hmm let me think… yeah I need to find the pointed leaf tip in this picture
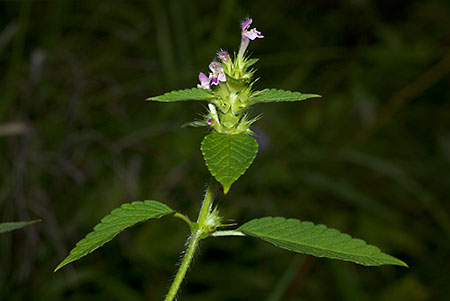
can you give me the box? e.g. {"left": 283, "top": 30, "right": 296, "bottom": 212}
{"left": 147, "top": 88, "right": 215, "bottom": 102}
{"left": 223, "top": 184, "right": 231, "bottom": 194}
{"left": 201, "top": 133, "right": 258, "bottom": 193}
{"left": 54, "top": 200, "right": 173, "bottom": 272}
{"left": 239, "top": 217, "right": 407, "bottom": 267}
{"left": 250, "top": 89, "right": 321, "bottom": 104}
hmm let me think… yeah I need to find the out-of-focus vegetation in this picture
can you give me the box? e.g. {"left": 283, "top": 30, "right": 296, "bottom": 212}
{"left": 1, "top": 0, "right": 449, "bottom": 300}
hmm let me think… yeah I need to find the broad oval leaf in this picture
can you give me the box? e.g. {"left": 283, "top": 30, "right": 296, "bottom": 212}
{"left": 250, "top": 88, "right": 321, "bottom": 104}
{"left": 201, "top": 133, "right": 258, "bottom": 193}
{"left": 55, "top": 200, "right": 174, "bottom": 271}
{"left": 147, "top": 88, "right": 214, "bottom": 102}
{"left": 239, "top": 217, "right": 407, "bottom": 267}
{"left": 0, "top": 220, "right": 41, "bottom": 234}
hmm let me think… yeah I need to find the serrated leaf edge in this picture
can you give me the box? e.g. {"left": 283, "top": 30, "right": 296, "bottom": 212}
{"left": 201, "top": 133, "right": 258, "bottom": 193}
{"left": 250, "top": 88, "right": 321, "bottom": 104}
{"left": 239, "top": 217, "right": 408, "bottom": 267}
{"left": 55, "top": 200, "right": 174, "bottom": 272}
{"left": 147, "top": 88, "right": 215, "bottom": 102}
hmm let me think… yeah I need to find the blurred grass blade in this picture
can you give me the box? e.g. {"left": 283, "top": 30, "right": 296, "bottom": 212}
{"left": 239, "top": 217, "right": 407, "bottom": 267}
{"left": 0, "top": 220, "right": 41, "bottom": 234}
{"left": 0, "top": 22, "right": 18, "bottom": 55}
{"left": 297, "top": 171, "right": 399, "bottom": 220}
{"left": 55, "top": 201, "right": 174, "bottom": 272}
{"left": 339, "top": 150, "right": 450, "bottom": 236}
{"left": 267, "top": 255, "right": 304, "bottom": 301}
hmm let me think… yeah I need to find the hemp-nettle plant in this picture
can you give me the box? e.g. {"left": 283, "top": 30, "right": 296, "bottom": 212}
{"left": 55, "top": 18, "right": 407, "bottom": 300}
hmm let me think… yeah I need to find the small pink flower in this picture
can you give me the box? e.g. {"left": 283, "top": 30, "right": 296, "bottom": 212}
{"left": 197, "top": 72, "right": 210, "bottom": 89}
{"left": 241, "top": 18, "right": 263, "bottom": 42}
{"left": 238, "top": 18, "right": 263, "bottom": 58}
{"left": 208, "top": 62, "right": 226, "bottom": 85}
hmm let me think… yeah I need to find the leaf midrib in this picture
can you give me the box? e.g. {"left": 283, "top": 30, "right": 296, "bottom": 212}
{"left": 241, "top": 218, "right": 400, "bottom": 264}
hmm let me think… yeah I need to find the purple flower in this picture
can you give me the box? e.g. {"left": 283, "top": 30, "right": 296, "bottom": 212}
{"left": 208, "top": 62, "right": 226, "bottom": 85}
{"left": 241, "top": 18, "right": 263, "bottom": 41}
{"left": 238, "top": 18, "right": 263, "bottom": 58}
{"left": 197, "top": 72, "right": 210, "bottom": 89}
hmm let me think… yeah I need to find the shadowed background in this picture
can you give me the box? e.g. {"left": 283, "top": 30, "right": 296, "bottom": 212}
{"left": 1, "top": 0, "right": 449, "bottom": 300}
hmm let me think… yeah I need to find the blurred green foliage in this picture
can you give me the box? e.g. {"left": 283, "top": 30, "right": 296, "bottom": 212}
{"left": 1, "top": 0, "right": 449, "bottom": 300}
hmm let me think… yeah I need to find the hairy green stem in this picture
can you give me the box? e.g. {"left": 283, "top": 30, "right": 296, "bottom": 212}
{"left": 164, "top": 178, "right": 216, "bottom": 301}
{"left": 164, "top": 232, "right": 201, "bottom": 301}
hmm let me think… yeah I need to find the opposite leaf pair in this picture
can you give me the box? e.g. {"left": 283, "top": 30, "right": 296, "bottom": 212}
{"left": 149, "top": 81, "right": 320, "bottom": 193}
{"left": 55, "top": 200, "right": 407, "bottom": 272}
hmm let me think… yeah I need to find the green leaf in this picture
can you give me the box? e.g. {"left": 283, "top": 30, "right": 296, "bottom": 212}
{"left": 0, "top": 220, "right": 41, "bottom": 234}
{"left": 201, "top": 133, "right": 258, "bottom": 193}
{"left": 182, "top": 120, "right": 208, "bottom": 128}
{"left": 147, "top": 88, "right": 214, "bottom": 102}
{"left": 55, "top": 200, "right": 174, "bottom": 272}
{"left": 239, "top": 217, "right": 407, "bottom": 267}
{"left": 250, "top": 89, "right": 321, "bottom": 104}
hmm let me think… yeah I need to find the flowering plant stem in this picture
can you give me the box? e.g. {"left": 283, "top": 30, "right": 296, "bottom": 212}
{"left": 164, "top": 178, "right": 216, "bottom": 301}
{"left": 54, "top": 18, "right": 407, "bottom": 300}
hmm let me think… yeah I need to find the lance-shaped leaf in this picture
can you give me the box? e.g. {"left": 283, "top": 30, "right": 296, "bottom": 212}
{"left": 239, "top": 217, "right": 407, "bottom": 267}
{"left": 147, "top": 88, "right": 214, "bottom": 102}
{"left": 182, "top": 120, "right": 208, "bottom": 128}
{"left": 55, "top": 200, "right": 174, "bottom": 272}
{"left": 250, "top": 89, "right": 321, "bottom": 105}
{"left": 0, "top": 220, "right": 41, "bottom": 234}
{"left": 201, "top": 133, "right": 258, "bottom": 193}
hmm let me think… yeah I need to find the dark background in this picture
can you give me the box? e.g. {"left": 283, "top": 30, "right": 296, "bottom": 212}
{"left": 1, "top": 0, "right": 449, "bottom": 300}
